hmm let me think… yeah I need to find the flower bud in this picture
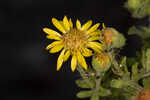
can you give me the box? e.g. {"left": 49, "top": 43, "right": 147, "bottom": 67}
{"left": 102, "top": 28, "right": 126, "bottom": 48}
{"left": 92, "top": 53, "right": 111, "bottom": 73}
{"left": 126, "top": 0, "right": 140, "bottom": 9}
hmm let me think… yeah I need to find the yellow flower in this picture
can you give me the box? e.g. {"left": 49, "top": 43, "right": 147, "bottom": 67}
{"left": 43, "top": 16, "right": 103, "bottom": 72}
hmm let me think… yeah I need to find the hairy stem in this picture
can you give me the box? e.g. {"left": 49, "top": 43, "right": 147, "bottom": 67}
{"left": 76, "top": 64, "right": 94, "bottom": 88}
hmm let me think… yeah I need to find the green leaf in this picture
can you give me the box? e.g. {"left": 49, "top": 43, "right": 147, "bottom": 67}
{"left": 131, "top": 63, "right": 141, "bottom": 81}
{"left": 128, "top": 26, "right": 141, "bottom": 35}
{"left": 76, "top": 79, "right": 91, "bottom": 88}
{"left": 77, "top": 90, "right": 93, "bottom": 99}
{"left": 141, "top": 49, "right": 146, "bottom": 70}
{"left": 132, "top": 62, "right": 138, "bottom": 75}
{"left": 128, "top": 26, "right": 150, "bottom": 39}
{"left": 90, "top": 94, "right": 99, "bottom": 100}
{"left": 143, "top": 77, "right": 150, "bottom": 89}
{"left": 110, "top": 79, "right": 129, "bottom": 88}
{"left": 145, "top": 49, "right": 150, "bottom": 72}
{"left": 121, "top": 57, "right": 130, "bottom": 77}
{"left": 125, "top": 0, "right": 150, "bottom": 18}
{"left": 98, "top": 86, "right": 111, "bottom": 96}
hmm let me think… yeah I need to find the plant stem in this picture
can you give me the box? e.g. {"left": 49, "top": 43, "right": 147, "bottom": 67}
{"left": 108, "top": 50, "right": 119, "bottom": 70}
{"left": 95, "top": 77, "right": 101, "bottom": 92}
{"left": 76, "top": 64, "right": 94, "bottom": 88}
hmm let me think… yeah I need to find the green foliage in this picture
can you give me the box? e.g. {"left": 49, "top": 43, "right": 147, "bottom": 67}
{"left": 110, "top": 79, "right": 129, "bottom": 88}
{"left": 143, "top": 77, "right": 150, "bottom": 88}
{"left": 131, "top": 63, "right": 139, "bottom": 81}
{"left": 145, "top": 49, "right": 150, "bottom": 72}
{"left": 90, "top": 94, "right": 99, "bottom": 100}
{"left": 75, "top": 0, "right": 150, "bottom": 100}
{"left": 128, "top": 26, "right": 150, "bottom": 39}
{"left": 125, "top": 0, "right": 150, "bottom": 18}
{"left": 77, "top": 90, "right": 93, "bottom": 98}
{"left": 76, "top": 79, "right": 92, "bottom": 88}
{"left": 98, "top": 86, "right": 111, "bottom": 97}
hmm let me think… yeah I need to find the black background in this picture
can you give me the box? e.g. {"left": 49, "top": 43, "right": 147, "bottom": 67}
{"left": 0, "top": 0, "right": 141, "bottom": 100}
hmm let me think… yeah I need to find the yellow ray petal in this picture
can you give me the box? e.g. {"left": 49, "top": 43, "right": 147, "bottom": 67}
{"left": 102, "top": 23, "right": 106, "bottom": 29}
{"left": 63, "top": 50, "right": 71, "bottom": 62}
{"left": 46, "top": 41, "right": 62, "bottom": 50}
{"left": 88, "top": 36, "right": 100, "bottom": 41}
{"left": 76, "top": 19, "right": 81, "bottom": 30}
{"left": 87, "top": 42, "right": 103, "bottom": 53}
{"left": 49, "top": 44, "right": 64, "bottom": 53}
{"left": 87, "top": 23, "right": 100, "bottom": 33}
{"left": 43, "top": 28, "right": 62, "bottom": 36}
{"left": 63, "top": 16, "right": 70, "bottom": 31}
{"left": 57, "top": 49, "right": 65, "bottom": 71}
{"left": 71, "top": 55, "right": 77, "bottom": 72}
{"left": 81, "top": 20, "right": 92, "bottom": 30}
{"left": 88, "top": 42, "right": 103, "bottom": 50}
{"left": 52, "top": 18, "right": 66, "bottom": 33}
{"left": 59, "top": 21, "right": 67, "bottom": 31}
{"left": 81, "top": 48, "right": 93, "bottom": 57}
{"left": 46, "top": 35, "right": 61, "bottom": 40}
{"left": 69, "top": 18, "right": 73, "bottom": 28}
{"left": 88, "top": 30, "right": 101, "bottom": 36}
{"left": 77, "top": 51, "right": 88, "bottom": 70}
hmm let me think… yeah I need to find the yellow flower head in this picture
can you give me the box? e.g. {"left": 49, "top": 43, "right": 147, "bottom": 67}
{"left": 43, "top": 16, "right": 104, "bottom": 72}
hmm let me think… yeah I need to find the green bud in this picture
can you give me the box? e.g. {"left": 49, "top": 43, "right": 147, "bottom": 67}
{"left": 126, "top": 0, "right": 140, "bottom": 9}
{"left": 111, "top": 28, "right": 126, "bottom": 48}
{"left": 92, "top": 53, "right": 111, "bottom": 73}
{"left": 103, "top": 28, "right": 126, "bottom": 48}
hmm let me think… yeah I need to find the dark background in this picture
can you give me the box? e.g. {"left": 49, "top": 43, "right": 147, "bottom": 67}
{"left": 0, "top": 0, "right": 141, "bottom": 100}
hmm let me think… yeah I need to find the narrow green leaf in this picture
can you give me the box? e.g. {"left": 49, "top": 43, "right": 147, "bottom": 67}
{"left": 141, "top": 49, "right": 146, "bottom": 70}
{"left": 128, "top": 26, "right": 150, "bottom": 39}
{"left": 110, "top": 79, "right": 129, "bottom": 88}
{"left": 131, "top": 62, "right": 141, "bottom": 81}
{"left": 121, "top": 57, "right": 130, "bottom": 77}
{"left": 90, "top": 94, "right": 99, "bottom": 100}
{"left": 76, "top": 79, "right": 91, "bottom": 88}
{"left": 77, "top": 90, "right": 92, "bottom": 99}
{"left": 98, "top": 86, "right": 111, "bottom": 96}
{"left": 143, "top": 77, "right": 150, "bottom": 89}
{"left": 132, "top": 62, "right": 138, "bottom": 75}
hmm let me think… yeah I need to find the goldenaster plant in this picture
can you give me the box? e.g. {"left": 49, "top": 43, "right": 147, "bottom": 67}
{"left": 43, "top": 1, "right": 150, "bottom": 99}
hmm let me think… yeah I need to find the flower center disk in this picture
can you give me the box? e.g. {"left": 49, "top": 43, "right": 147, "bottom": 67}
{"left": 63, "top": 28, "right": 88, "bottom": 53}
